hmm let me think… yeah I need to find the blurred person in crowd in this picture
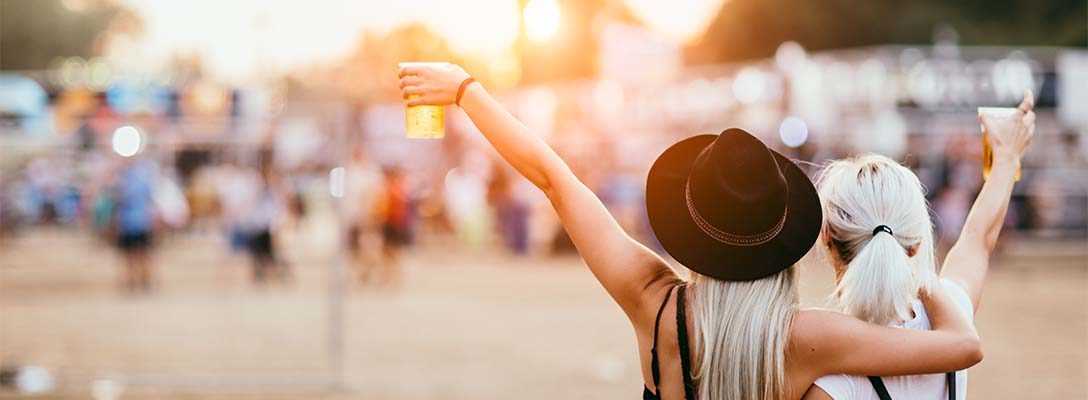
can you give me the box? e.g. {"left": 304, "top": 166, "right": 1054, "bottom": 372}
{"left": 185, "top": 166, "right": 221, "bottom": 231}
{"left": 91, "top": 182, "right": 116, "bottom": 241}
{"left": 243, "top": 154, "right": 289, "bottom": 285}
{"left": 444, "top": 155, "right": 491, "bottom": 249}
{"left": 400, "top": 63, "right": 981, "bottom": 399}
{"left": 20, "top": 158, "right": 55, "bottom": 224}
{"left": 153, "top": 168, "right": 191, "bottom": 231}
{"left": 600, "top": 165, "right": 649, "bottom": 244}
{"left": 487, "top": 165, "right": 530, "bottom": 255}
{"left": 374, "top": 165, "right": 410, "bottom": 289}
{"left": 112, "top": 156, "right": 158, "bottom": 293}
{"left": 343, "top": 147, "right": 382, "bottom": 284}
{"left": 805, "top": 93, "right": 1035, "bottom": 399}
{"left": 216, "top": 161, "right": 261, "bottom": 264}
{"left": 934, "top": 187, "right": 971, "bottom": 248}
{"left": 0, "top": 174, "right": 14, "bottom": 243}
{"left": 1026, "top": 178, "right": 1067, "bottom": 232}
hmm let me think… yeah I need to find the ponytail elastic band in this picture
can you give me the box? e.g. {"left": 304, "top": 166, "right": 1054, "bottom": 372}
{"left": 455, "top": 77, "right": 476, "bottom": 106}
{"left": 872, "top": 225, "right": 893, "bottom": 237}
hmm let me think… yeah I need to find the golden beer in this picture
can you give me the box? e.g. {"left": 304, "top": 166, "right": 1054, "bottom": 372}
{"left": 978, "top": 107, "right": 1021, "bottom": 181}
{"left": 400, "top": 62, "right": 446, "bottom": 139}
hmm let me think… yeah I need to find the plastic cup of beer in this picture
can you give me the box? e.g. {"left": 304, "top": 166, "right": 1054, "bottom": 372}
{"left": 977, "top": 107, "right": 1022, "bottom": 181}
{"left": 399, "top": 62, "right": 447, "bottom": 139}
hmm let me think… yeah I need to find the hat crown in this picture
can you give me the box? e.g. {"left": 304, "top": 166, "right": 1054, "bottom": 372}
{"left": 687, "top": 129, "right": 789, "bottom": 236}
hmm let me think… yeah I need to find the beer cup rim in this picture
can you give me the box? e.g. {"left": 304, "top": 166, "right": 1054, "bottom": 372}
{"left": 977, "top": 107, "right": 1019, "bottom": 117}
{"left": 398, "top": 61, "right": 450, "bottom": 68}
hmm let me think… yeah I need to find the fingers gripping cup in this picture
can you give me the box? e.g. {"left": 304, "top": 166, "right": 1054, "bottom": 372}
{"left": 400, "top": 62, "right": 447, "bottom": 139}
{"left": 977, "top": 107, "right": 1022, "bottom": 181}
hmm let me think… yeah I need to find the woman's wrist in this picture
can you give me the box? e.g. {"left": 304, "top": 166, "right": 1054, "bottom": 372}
{"left": 989, "top": 153, "right": 1021, "bottom": 179}
{"left": 457, "top": 80, "right": 483, "bottom": 108}
{"left": 991, "top": 151, "right": 1021, "bottom": 167}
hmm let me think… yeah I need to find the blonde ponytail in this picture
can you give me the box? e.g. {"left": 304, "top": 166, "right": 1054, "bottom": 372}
{"left": 837, "top": 228, "right": 917, "bottom": 324}
{"left": 816, "top": 154, "right": 937, "bottom": 325}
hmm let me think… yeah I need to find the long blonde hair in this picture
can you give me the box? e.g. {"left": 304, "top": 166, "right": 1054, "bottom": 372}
{"left": 815, "top": 154, "right": 937, "bottom": 325}
{"left": 689, "top": 266, "right": 798, "bottom": 400}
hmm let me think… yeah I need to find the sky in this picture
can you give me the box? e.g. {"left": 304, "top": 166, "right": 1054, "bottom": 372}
{"left": 108, "top": 0, "right": 726, "bottom": 81}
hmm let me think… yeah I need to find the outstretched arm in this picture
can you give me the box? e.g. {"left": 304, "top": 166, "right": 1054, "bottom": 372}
{"left": 398, "top": 64, "right": 679, "bottom": 324}
{"left": 941, "top": 91, "right": 1036, "bottom": 311}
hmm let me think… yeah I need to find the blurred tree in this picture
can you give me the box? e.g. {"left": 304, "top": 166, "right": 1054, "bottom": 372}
{"left": 518, "top": 0, "right": 606, "bottom": 84}
{"left": 0, "top": 0, "right": 140, "bottom": 70}
{"left": 687, "top": 0, "right": 1087, "bottom": 64}
{"left": 336, "top": 24, "right": 460, "bottom": 103}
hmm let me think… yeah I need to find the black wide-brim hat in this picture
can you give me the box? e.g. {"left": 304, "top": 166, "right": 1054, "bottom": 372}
{"left": 646, "top": 128, "right": 822, "bottom": 281}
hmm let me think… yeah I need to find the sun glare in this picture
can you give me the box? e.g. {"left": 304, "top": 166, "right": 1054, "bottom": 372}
{"left": 624, "top": 0, "right": 726, "bottom": 44}
{"left": 115, "top": 0, "right": 521, "bottom": 80}
{"left": 524, "top": 0, "right": 561, "bottom": 44}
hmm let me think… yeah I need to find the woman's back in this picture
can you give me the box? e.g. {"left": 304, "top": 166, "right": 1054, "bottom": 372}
{"left": 641, "top": 282, "right": 967, "bottom": 400}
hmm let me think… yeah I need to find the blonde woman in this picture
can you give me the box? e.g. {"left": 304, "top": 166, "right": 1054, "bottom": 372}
{"left": 805, "top": 92, "right": 1035, "bottom": 399}
{"left": 399, "top": 63, "right": 982, "bottom": 400}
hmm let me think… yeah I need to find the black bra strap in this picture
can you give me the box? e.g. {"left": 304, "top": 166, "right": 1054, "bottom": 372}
{"left": 867, "top": 376, "right": 893, "bottom": 400}
{"left": 649, "top": 286, "right": 675, "bottom": 390}
{"left": 675, "top": 285, "right": 696, "bottom": 400}
{"left": 946, "top": 371, "right": 956, "bottom": 399}
{"left": 867, "top": 372, "right": 956, "bottom": 400}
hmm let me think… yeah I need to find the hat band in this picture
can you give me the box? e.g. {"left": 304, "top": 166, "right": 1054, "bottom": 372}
{"left": 684, "top": 181, "right": 788, "bottom": 246}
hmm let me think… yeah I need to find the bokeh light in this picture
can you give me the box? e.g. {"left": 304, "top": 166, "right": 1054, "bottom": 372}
{"left": 732, "top": 67, "right": 771, "bottom": 104}
{"left": 329, "top": 167, "right": 345, "bottom": 198}
{"left": 111, "top": 125, "right": 143, "bottom": 157}
{"left": 778, "top": 116, "right": 808, "bottom": 148}
{"left": 774, "top": 41, "right": 806, "bottom": 72}
{"left": 14, "top": 366, "right": 54, "bottom": 394}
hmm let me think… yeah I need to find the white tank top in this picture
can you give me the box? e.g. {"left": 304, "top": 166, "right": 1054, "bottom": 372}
{"left": 813, "top": 279, "right": 974, "bottom": 399}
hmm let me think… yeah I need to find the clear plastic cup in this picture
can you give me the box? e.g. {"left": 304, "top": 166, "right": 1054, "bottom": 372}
{"left": 978, "top": 107, "right": 1022, "bottom": 181}
{"left": 399, "top": 62, "right": 447, "bottom": 139}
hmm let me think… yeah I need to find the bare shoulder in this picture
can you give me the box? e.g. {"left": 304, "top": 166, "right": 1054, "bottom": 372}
{"left": 793, "top": 309, "right": 853, "bottom": 339}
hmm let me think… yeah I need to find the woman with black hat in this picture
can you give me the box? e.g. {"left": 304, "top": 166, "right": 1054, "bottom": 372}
{"left": 398, "top": 63, "right": 982, "bottom": 400}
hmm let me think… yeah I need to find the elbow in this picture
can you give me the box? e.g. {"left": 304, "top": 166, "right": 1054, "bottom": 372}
{"left": 983, "top": 231, "right": 1001, "bottom": 253}
{"left": 965, "top": 224, "right": 1000, "bottom": 252}
{"left": 955, "top": 335, "right": 984, "bottom": 369}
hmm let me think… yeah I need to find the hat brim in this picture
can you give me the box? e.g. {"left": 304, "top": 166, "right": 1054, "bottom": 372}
{"left": 645, "top": 134, "right": 822, "bottom": 281}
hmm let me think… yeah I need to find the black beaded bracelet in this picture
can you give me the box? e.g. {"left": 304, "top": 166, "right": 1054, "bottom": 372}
{"left": 455, "top": 77, "right": 476, "bottom": 106}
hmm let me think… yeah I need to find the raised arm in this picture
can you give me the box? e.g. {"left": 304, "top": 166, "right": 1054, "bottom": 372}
{"left": 398, "top": 64, "right": 679, "bottom": 323}
{"left": 941, "top": 91, "right": 1036, "bottom": 311}
{"left": 799, "top": 283, "right": 982, "bottom": 378}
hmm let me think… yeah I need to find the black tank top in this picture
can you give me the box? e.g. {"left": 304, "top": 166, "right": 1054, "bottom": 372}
{"left": 643, "top": 285, "right": 696, "bottom": 400}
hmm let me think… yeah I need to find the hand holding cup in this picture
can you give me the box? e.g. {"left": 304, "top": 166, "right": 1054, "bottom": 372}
{"left": 979, "top": 90, "right": 1036, "bottom": 162}
{"left": 398, "top": 63, "right": 471, "bottom": 107}
{"left": 978, "top": 90, "right": 1036, "bottom": 180}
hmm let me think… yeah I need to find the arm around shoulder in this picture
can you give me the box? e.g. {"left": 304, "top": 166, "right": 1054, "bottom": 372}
{"left": 796, "top": 306, "right": 981, "bottom": 378}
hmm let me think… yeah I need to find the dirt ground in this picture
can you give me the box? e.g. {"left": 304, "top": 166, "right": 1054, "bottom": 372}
{"left": 1, "top": 228, "right": 1085, "bottom": 399}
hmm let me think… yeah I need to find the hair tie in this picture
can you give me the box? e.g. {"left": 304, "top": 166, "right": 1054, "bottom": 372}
{"left": 872, "top": 225, "right": 893, "bottom": 237}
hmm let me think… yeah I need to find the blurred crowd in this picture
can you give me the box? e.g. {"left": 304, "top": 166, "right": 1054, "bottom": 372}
{"left": 1, "top": 44, "right": 1086, "bottom": 296}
